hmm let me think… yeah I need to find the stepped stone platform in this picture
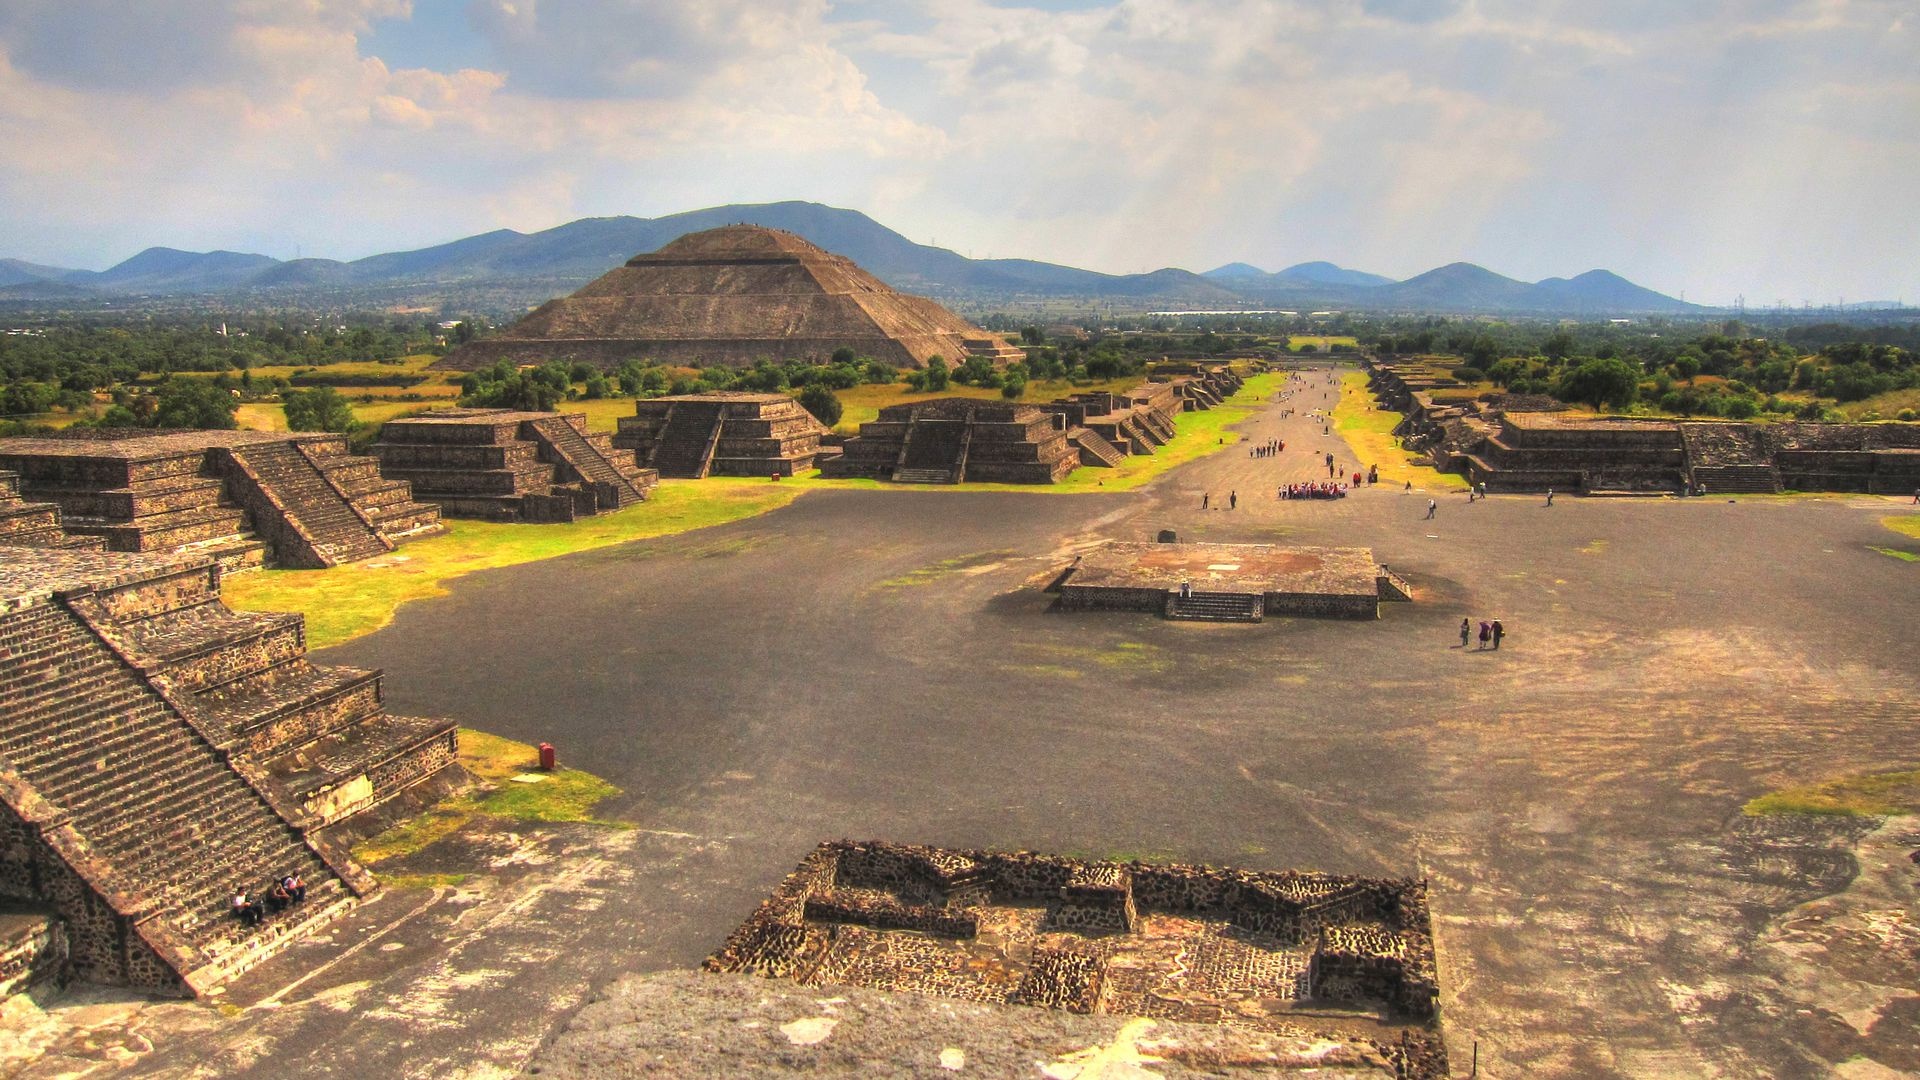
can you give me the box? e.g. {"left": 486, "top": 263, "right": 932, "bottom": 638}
{"left": 1054, "top": 540, "right": 1402, "bottom": 621}
{"left": 611, "top": 393, "right": 831, "bottom": 479}
{"left": 0, "top": 470, "right": 105, "bottom": 552}
{"left": 373, "top": 409, "right": 657, "bottom": 522}
{"left": 1039, "top": 378, "right": 1186, "bottom": 462}
{"left": 705, "top": 840, "right": 1446, "bottom": 1079}
{"left": 0, "top": 430, "right": 442, "bottom": 569}
{"left": 436, "top": 224, "right": 1023, "bottom": 371}
{"left": 821, "top": 398, "right": 1080, "bottom": 484}
{"left": 0, "top": 548, "right": 465, "bottom": 997}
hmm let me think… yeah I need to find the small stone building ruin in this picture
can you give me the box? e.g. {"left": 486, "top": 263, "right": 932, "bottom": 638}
{"left": 0, "top": 430, "right": 442, "bottom": 569}
{"left": 1053, "top": 540, "right": 1410, "bottom": 622}
{"left": 0, "top": 548, "right": 465, "bottom": 996}
{"left": 611, "top": 393, "right": 832, "bottom": 478}
{"left": 821, "top": 398, "right": 1080, "bottom": 484}
{"left": 708, "top": 840, "right": 1446, "bottom": 1078}
{"left": 1369, "top": 359, "right": 1920, "bottom": 495}
{"left": 372, "top": 409, "right": 656, "bottom": 521}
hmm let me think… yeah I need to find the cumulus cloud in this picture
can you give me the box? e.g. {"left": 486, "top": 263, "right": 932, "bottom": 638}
{"left": 0, "top": 0, "right": 1912, "bottom": 302}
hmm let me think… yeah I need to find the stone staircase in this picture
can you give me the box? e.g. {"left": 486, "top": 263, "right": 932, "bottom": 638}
{"left": 1067, "top": 428, "right": 1126, "bottom": 468}
{"left": 0, "top": 470, "right": 104, "bottom": 550}
{"left": 223, "top": 441, "right": 389, "bottom": 567}
{"left": 303, "top": 441, "right": 443, "bottom": 543}
{"left": 0, "top": 600, "right": 345, "bottom": 990}
{"left": 895, "top": 420, "right": 968, "bottom": 483}
{"left": 1164, "top": 591, "right": 1264, "bottom": 623}
{"left": 1680, "top": 423, "right": 1781, "bottom": 494}
{"left": 526, "top": 416, "right": 653, "bottom": 507}
{"left": 649, "top": 401, "right": 727, "bottom": 478}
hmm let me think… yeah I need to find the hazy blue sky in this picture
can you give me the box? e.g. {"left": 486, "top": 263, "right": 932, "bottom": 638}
{"left": 1, "top": 0, "right": 1914, "bottom": 303}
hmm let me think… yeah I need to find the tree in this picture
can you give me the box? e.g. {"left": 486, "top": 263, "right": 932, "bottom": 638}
{"left": 1553, "top": 358, "right": 1641, "bottom": 411}
{"left": 797, "top": 384, "right": 842, "bottom": 428}
{"left": 283, "top": 386, "right": 357, "bottom": 432}
{"left": 1542, "top": 330, "right": 1575, "bottom": 362}
{"left": 1020, "top": 326, "right": 1046, "bottom": 346}
{"left": 1001, "top": 374, "right": 1027, "bottom": 400}
{"left": 152, "top": 379, "right": 239, "bottom": 429}
{"left": 1464, "top": 335, "right": 1500, "bottom": 370}
{"left": 1669, "top": 354, "right": 1701, "bottom": 384}
{"left": 830, "top": 346, "right": 858, "bottom": 365}
{"left": 924, "top": 356, "right": 949, "bottom": 391}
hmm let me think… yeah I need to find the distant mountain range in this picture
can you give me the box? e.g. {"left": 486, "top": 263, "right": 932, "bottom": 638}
{"left": 0, "top": 201, "right": 1701, "bottom": 315}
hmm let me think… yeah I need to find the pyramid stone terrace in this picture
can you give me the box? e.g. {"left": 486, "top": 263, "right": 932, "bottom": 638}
{"left": 707, "top": 841, "right": 1446, "bottom": 1079}
{"left": 0, "top": 548, "right": 464, "bottom": 996}
{"left": 1054, "top": 540, "right": 1408, "bottom": 622}
{"left": 611, "top": 392, "right": 832, "bottom": 479}
{"left": 1039, "top": 379, "right": 1185, "bottom": 465}
{"left": 0, "top": 470, "right": 105, "bottom": 553}
{"left": 436, "top": 224, "right": 1024, "bottom": 372}
{"left": 0, "top": 430, "right": 442, "bottom": 570}
{"left": 373, "top": 409, "right": 657, "bottom": 522}
{"left": 821, "top": 398, "right": 1081, "bottom": 484}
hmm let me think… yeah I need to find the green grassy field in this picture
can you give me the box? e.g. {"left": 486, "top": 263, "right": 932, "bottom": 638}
{"left": 1333, "top": 370, "right": 1470, "bottom": 490}
{"left": 1744, "top": 768, "right": 1920, "bottom": 817}
{"left": 1287, "top": 335, "right": 1359, "bottom": 352}
{"left": 352, "top": 729, "right": 623, "bottom": 873}
{"left": 222, "top": 477, "right": 808, "bottom": 648}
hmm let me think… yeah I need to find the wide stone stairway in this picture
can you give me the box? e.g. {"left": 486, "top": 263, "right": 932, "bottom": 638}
{"left": 1679, "top": 423, "right": 1782, "bottom": 493}
{"left": 0, "top": 599, "right": 345, "bottom": 993}
{"left": 895, "top": 419, "right": 969, "bottom": 483}
{"left": 526, "top": 415, "right": 653, "bottom": 507}
{"left": 1164, "top": 591, "right": 1265, "bottom": 623}
{"left": 0, "top": 470, "right": 103, "bottom": 550}
{"left": 224, "top": 441, "right": 390, "bottom": 566}
{"left": 648, "top": 400, "right": 728, "bottom": 478}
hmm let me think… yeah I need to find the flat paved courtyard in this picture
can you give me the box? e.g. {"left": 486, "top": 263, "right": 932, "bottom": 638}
{"left": 7, "top": 366, "right": 1917, "bottom": 1079}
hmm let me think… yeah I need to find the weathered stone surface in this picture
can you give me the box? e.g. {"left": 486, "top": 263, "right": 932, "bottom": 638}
{"left": 533, "top": 970, "right": 1401, "bottom": 1078}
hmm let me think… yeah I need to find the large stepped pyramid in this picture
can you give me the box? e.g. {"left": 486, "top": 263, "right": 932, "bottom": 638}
{"left": 374, "top": 409, "right": 658, "bottom": 521}
{"left": 0, "top": 549, "right": 466, "bottom": 995}
{"left": 435, "top": 224, "right": 1024, "bottom": 372}
{"left": 0, "top": 431, "right": 441, "bottom": 569}
{"left": 614, "top": 393, "right": 831, "bottom": 479}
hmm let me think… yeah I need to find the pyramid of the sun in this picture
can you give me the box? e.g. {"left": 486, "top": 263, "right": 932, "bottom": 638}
{"left": 437, "top": 225, "right": 1024, "bottom": 371}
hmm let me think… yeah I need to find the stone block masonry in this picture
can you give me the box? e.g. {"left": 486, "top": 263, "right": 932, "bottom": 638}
{"left": 0, "top": 548, "right": 466, "bottom": 996}
{"left": 1054, "top": 540, "right": 1395, "bottom": 622}
{"left": 613, "top": 393, "right": 830, "bottom": 479}
{"left": 0, "top": 430, "right": 441, "bottom": 569}
{"left": 374, "top": 409, "right": 656, "bottom": 521}
{"left": 708, "top": 841, "right": 1446, "bottom": 1079}
{"left": 822, "top": 398, "right": 1079, "bottom": 484}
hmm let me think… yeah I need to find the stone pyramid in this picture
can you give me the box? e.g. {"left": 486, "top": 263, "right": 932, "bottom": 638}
{"left": 438, "top": 225, "right": 1022, "bottom": 371}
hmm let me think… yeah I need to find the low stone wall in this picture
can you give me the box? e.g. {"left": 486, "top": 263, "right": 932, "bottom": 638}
{"left": 802, "top": 891, "right": 979, "bottom": 937}
{"left": 0, "top": 911, "right": 67, "bottom": 998}
{"left": 1264, "top": 591, "right": 1377, "bottom": 620}
{"left": 1011, "top": 944, "right": 1107, "bottom": 1013}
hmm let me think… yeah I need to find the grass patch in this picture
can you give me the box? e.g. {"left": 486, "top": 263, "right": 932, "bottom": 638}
{"left": 378, "top": 872, "right": 474, "bottom": 890}
{"left": 1333, "top": 370, "right": 1470, "bottom": 491}
{"left": 1870, "top": 547, "right": 1919, "bottom": 562}
{"left": 1885, "top": 515, "right": 1920, "bottom": 540}
{"left": 223, "top": 477, "right": 806, "bottom": 648}
{"left": 1286, "top": 335, "right": 1359, "bottom": 352}
{"left": 1744, "top": 768, "right": 1920, "bottom": 817}
{"left": 878, "top": 551, "right": 1015, "bottom": 588}
{"left": 352, "top": 729, "right": 623, "bottom": 866}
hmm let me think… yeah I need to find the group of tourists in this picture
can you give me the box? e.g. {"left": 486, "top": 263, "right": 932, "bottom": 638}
{"left": 1460, "top": 618, "right": 1506, "bottom": 650}
{"left": 1248, "top": 438, "right": 1285, "bottom": 458}
{"left": 1281, "top": 481, "right": 1347, "bottom": 500}
{"left": 231, "top": 872, "right": 309, "bottom": 927}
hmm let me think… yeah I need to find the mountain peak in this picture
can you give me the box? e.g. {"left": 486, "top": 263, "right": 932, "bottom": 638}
{"left": 1202, "top": 262, "right": 1269, "bottom": 279}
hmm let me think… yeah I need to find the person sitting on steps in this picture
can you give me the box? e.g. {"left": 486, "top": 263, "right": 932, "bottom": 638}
{"left": 232, "top": 886, "right": 264, "bottom": 927}
{"left": 283, "top": 872, "right": 307, "bottom": 904}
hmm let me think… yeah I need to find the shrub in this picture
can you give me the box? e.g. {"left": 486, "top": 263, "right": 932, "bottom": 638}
{"left": 1001, "top": 375, "right": 1026, "bottom": 400}
{"left": 1899, "top": 408, "right": 1917, "bottom": 422}
{"left": 1451, "top": 367, "right": 1486, "bottom": 383}
{"left": 797, "top": 384, "right": 842, "bottom": 428}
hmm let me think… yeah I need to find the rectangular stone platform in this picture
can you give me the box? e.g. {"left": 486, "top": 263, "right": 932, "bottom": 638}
{"left": 374, "top": 408, "right": 656, "bottom": 521}
{"left": 1055, "top": 540, "right": 1392, "bottom": 620}
{"left": 706, "top": 841, "right": 1445, "bottom": 1078}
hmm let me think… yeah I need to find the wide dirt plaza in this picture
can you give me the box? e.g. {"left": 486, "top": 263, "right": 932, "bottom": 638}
{"left": 8, "top": 363, "right": 1916, "bottom": 1079}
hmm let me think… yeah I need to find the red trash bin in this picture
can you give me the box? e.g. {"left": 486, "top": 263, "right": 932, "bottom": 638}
{"left": 538, "top": 742, "right": 556, "bottom": 771}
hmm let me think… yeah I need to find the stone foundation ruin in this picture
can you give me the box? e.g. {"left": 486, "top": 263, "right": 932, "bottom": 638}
{"left": 821, "top": 398, "right": 1081, "bottom": 484}
{"left": 0, "top": 548, "right": 466, "bottom": 996}
{"left": 708, "top": 840, "right": 1446, "bottom": 1078}
{"left": 611, "top": 392, "right": 833, "bottom": 479}
{"left": 0, "top": 430, "right": 442, "bottom": 569}
{"left": 1368, "top": 358, "right": 1920, "bottom": 495}
{"left": 373, "top": 409, "right": 657, "bottom": 521}
{"left": 1053, "top": 540, "right": 1411, "bottom": 622}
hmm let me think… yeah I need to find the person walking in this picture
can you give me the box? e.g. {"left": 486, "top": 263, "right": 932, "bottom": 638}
{"left": 1491, "top": 619, "right": 1505, "bottom": 650}
{"left": 1202, "top": 492, "right": 1209, "bottom": 510}
{"left": 1459, "top": 618, "right": 1471, "bottom": 649}
{"left": 1546, "top": 487, "right": 1555, "bottom": 506}
{"left": 1425, "top": 499, "right": 1437, "bottom": 520}
{"left": 1229, "top": 490, "right": 1237, "bottom": 510}
{"left": 1478, "top": 620, "right": 1491, "bottom": 650}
